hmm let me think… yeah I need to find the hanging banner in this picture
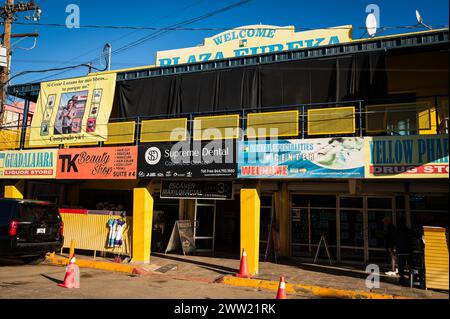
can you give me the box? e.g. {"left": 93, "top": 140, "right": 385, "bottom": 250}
{"left": 138, "top": 141, "right": 237, "bottom": 179}
{"left": 56, "top": 146, "right": 137, "bottom": 180}
{"left": 160, "top": 181, "right": 234, "bottom": 200}
{"left": 0, "top": 149, "right": 57, "bottom": 179}
{"left": 29, "top": 73, "right": 117, "bottom": 147}
{"left": 238, "top": 138, "right": 364, "bottom": 178}
{"left": 364, "top": 135, "right": 449, "bottom": 178}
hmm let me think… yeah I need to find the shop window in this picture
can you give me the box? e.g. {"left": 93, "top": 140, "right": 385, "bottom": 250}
{"left": 410, "top": 195, "right": 448, "bottom": 211}
{"left": 367, "top": 197, "right": 392, "bottom": 209}
{"left": 292, "top": 195, "right": 336, "bottom": 208}
{"left": 340, "top": 197, "right": 363, "bottom": 209}
{"left": 307, "top": 106, "right": 356, "bottom": 135}
{"left": 411, "top": 212, "right": 449, "bottom": 233}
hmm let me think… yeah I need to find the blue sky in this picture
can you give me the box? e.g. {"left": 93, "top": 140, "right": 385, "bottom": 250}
{"left": 6, "top": 0, "right": 449, "bottom": 85}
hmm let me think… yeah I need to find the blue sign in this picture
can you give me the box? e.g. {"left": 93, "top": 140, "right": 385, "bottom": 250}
{"left": 238, "top": 138, "right": 365, "bottom": 179}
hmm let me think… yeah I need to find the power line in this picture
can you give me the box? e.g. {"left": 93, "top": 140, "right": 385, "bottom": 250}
{"left": 19, "top": 0, "right": 207, "bottom": 84}
{"left": 4, "top": 21, "right": 448, "bottom": 31}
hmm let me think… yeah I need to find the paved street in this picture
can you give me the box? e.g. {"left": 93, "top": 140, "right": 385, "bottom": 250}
{"left": 0, "top": 259, "right": 308, "bottom": 299}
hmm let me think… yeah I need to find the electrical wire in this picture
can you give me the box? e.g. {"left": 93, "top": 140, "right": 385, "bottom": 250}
{"left": 18, "top": 0, "right": 207, "bottom": 84}
{"left": 4, "top": 21, "right": 448, "bottom": 31}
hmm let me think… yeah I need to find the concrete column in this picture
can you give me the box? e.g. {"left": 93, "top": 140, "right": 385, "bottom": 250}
{"left": 240, "top": 187, "right": 260, "bottom": 275}
{"left": 4, "top": 181, "right": 24, "bottom": 199}
{"left": 132, "top": 182, "right": 154, "bottom": 264}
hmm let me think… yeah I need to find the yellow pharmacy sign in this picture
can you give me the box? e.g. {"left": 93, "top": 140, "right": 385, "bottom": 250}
{"left": 156, "top": 24, "right": 353, "bottom": 66}
{"left": 29, "top": 73, "right": 117, "bottom": 147}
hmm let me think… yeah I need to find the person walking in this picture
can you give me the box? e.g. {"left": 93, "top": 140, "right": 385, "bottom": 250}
{"left": 393, "top": 217, "right": 415, "bottom": 286}
{"left": 383, "top": 217, "right": 397, "bottom": 276}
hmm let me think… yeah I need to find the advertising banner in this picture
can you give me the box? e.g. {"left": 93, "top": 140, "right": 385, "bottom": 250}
{"left": 0, "top": 149, "right": 57, "bottom": 179}
{"left": 364, "top": 135, "right": 449, "bottom": 178}
{"left": 238, "top": 138, "right": 364, "bottom": 179}
{"left": 56, "top": 146, "right": 137, "bottom": 179}
{"left": 29, "top": 73, "right": 117, "bottom": 147}
{"left": 138, "top": 141, "right": 237, "bottom": 179}
{"left": 160, "top": 181, "right": 234, "bottom": 200}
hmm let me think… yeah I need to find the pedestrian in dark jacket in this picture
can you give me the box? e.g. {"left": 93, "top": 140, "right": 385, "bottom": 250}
{"left": 393, "top": 218, "right": 415, "bottom": 286}
{"left": 383, "top": 217, "right": 397, "bottom": 275}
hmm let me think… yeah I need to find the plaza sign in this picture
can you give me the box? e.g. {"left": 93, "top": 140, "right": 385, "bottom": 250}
{"left": 156, "top": 24, "right": 353, "bottom": 66}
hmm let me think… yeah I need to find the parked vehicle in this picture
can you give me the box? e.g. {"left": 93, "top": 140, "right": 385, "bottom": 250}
{"left": 0, "top": 199, "right": 64, "bottom": 264}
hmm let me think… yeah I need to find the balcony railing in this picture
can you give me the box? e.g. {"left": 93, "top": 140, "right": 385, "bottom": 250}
{"left": 1, "top": 95, "right": 448, "bottom": 151}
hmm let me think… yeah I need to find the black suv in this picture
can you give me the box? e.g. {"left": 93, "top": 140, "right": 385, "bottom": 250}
{"left": 0, "top": 199, "right": 64, "bottom": 264}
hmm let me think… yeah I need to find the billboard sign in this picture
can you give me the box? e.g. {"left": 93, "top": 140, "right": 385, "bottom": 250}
{"left": 238, "top": 138, "right": 365, "bottom": 178}
{"left": 156, "top": 24, "right": 353, "bottom": 66}
{"left": 0, "top": 149, "right": 58, "bottom": 179}
{"left": 138, "top": 141, "right": 237, "bottom": 179}
{"left": 29, "top": 73, "right": 117, "bottom": 147}
{"left": 56, "top": 146, "right": 137, "bottom": 179}
{"left": 364, "top": 135, "right": 449, "bottom": 178}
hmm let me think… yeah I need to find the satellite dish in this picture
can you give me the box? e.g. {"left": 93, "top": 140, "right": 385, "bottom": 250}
{"left": 415, "top": 9, "right": 432, "bottom": 30}
{"left": 366, "top": 12, "right": 378, "bottom": 37}
{"left": 415, "top": 10, "right": 423, "bottom": 24}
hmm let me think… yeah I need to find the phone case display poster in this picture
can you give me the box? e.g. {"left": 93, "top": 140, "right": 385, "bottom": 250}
{"left": 29, "top": 73, "right": 117, "bottom": 146}
{"left": 0, "top": 149, "right": 57, "bottom": 179}
{"left": 238, "top": 138, "right": 364, "bottom": 178}
{"left": 365, "top": 134, "right": 449, "bottom": 178}
{"left": 56, "top": 146, "right": 137, "bottom": 179}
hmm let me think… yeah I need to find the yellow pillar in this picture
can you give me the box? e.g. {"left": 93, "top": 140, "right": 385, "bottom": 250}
{"left": 240, "top": 187, "right": 260, "bottom": 275}
{"left": 132, "top": 182, "right": 154, "bottom": 264}
{"left": 4, "top": 181, "right": 24, "bottom": 199}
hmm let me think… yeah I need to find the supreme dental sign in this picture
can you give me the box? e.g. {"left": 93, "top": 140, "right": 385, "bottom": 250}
{"left": 365, "top": 135, "right": 449, "bottom": 178}
{"left": 156, "top": 24, "right": 352, "bottom": 66}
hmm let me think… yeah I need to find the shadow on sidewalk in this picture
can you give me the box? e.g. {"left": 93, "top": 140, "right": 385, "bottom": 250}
{"left": 152, "top": 253, "right": 237, "bottom": 275}
{"left": 40, "top": 274, "right": 63, "bottom": 285}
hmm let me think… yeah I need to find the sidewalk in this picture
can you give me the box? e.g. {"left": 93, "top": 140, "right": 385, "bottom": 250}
{"left": 46, "top": 252, "right": 448, "bottom": 299}
{"left": 147, "top": 253, "right": 448, "bottom": 299}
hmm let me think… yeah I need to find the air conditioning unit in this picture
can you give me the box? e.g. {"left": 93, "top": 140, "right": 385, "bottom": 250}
{"left": 0, "top": 46, "right": 8, "bottom": 68}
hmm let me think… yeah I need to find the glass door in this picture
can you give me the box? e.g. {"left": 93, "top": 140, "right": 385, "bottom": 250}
{"left": 339, "top": 196, "right": 366, "bottom": 262}
{"left": 194, "top": 200, "right": 216, "bottom": 252}
{"left": 367, "top": 197, "right": 395, "bottom": 262}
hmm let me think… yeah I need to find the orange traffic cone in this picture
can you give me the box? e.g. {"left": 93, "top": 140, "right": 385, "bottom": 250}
{"left": 57, "top": 255, "right": 80, "bottom": 289}
{"left": 276, "top": 277, "right": 287, "bottom": 299}
{"left": 236, "top": 248, "right": 251, "bottom": 278}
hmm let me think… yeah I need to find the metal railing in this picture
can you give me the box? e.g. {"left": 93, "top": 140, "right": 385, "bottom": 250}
{"left": 0, "top": 95, "right": 448, "bottom": 151}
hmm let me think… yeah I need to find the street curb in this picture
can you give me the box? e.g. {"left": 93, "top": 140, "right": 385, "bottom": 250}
{"left": 220, "top": 275, "right": 413, "bottom": 299}
{"left": 45, "top": 256, "right": 148, "bottom": 275}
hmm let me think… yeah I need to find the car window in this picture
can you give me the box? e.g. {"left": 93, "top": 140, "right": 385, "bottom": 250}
{"left": 0, "top": 201, "right": 14, "bottom": 222}
{"left": 18, "top": 204, "right": 60, "bottom": 222}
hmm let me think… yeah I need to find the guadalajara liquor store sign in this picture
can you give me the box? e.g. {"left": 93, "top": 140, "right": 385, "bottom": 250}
{"left": 156, "top": 24, "right": 352, "bottom": 66}
{"left": 0, "top": 149, "right": 58, "bottom": 179}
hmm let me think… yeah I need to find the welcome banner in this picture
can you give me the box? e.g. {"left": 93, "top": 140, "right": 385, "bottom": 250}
{"left": 238, "top": 138, "right": 365, "bottom": 179}
{"left": 364, "top": 135, "right": 449, "bottom": 178}
{"left": 0, "top": 149, "right": 57, "bottom": 179}
{"left": 29, "top": 73, "right": 117, "bottom": 147}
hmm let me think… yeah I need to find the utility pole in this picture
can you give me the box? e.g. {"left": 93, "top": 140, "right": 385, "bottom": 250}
{"left": 0, "top": 0, "right": 40, "bottom": 114}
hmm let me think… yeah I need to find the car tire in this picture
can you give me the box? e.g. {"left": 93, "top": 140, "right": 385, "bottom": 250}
{"left": 22, "top": 255, "right": 46, "bottom": 265}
